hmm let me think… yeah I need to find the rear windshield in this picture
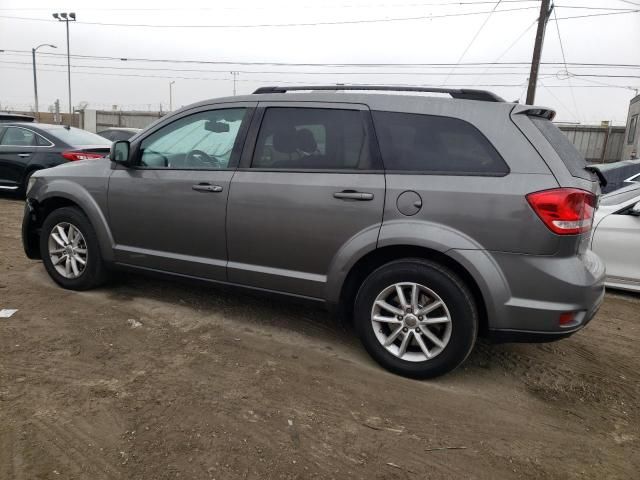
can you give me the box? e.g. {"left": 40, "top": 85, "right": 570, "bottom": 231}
{"left": 600, "top": 184, "right": 640, "bottom": 206}
{"left": 43, "top": 126, "right": 111, "bottom": 147}
{"left": 530, "top": 116, "right": 590, "bottom": 180}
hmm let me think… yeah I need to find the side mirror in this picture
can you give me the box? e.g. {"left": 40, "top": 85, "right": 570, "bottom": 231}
{"left": 629, "top": 201, "right": 640, "bottom": 217}
{"left": 110, "top": 140, "right": 131, "bottom": 164}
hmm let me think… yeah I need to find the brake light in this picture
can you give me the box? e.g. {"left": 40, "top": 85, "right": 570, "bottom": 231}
{"left": 62, "top": 151, "right": 104, "bottom": 161}
{"left": 526, "top": 188, "right": 596, "bottom": 235}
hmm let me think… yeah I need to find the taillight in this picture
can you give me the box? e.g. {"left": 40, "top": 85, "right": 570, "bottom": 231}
{"left": 62, "top": 151, "right": 104, "bottom": 161}
{"left": 526, "top": 188, "right": 596, "bottom": 235}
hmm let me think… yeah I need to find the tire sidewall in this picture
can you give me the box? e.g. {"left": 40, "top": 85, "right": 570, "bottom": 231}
{"left": 40, "top": 207, "right": 104, "bottom": 290}
{"left": 355, "top": 259, "right": 477, "bottom": 379}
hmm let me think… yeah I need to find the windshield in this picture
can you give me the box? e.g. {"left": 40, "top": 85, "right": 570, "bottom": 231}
{"left": 43, "top": 126, "right": 112, "bottom": 147}
{"left": 600, "top": 183, "right": 640, "bottom": 206}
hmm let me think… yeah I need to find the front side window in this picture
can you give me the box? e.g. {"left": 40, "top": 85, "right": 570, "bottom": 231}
{"left": 373, "top": 111, "right": 508, "bottom": 175}
{"left": 628, "top": 114, "right": 638, "bottom": 145}
{"left": 1, "top": 127, "right": 36, "bottom": 147}
{"left": 252, "top": 107, "right": 377, "bottom": 170}
{"left": 139, "top": 108, "right": 247, "bottom": 169}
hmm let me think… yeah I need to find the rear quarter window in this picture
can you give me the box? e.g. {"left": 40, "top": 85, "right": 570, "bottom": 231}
{"left": 372, "top": 111, "right": 508, "bottom": 175}
{"left": 530, "top": 116, "right": 589, "bottom": 179}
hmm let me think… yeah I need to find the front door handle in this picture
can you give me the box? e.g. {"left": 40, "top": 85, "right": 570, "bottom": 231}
{"left": 333, "top": 190, "right": 374, "bottom": 201}
{"left": 192, "top": 183, "right": 223, "bottom": 193}
{"left": 18, "top": 153, "right": 30, "bottom": 158}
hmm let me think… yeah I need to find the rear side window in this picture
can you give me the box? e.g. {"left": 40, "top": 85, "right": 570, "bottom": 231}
{"left": 530, "top": 116, "right": 588, "bottom": 179}
{"left": 1, "top": 127, "right": 36, "bottom": 146}
{"left": 372, "top": 111, "right": 508, "bottom": 175}
{"left": 252, "top": 108, "right": 378, "bottom": 170}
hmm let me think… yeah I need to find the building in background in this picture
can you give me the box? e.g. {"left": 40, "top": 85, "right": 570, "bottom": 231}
{"left": 622, "top": 94, "right": 639, "bottom": 160}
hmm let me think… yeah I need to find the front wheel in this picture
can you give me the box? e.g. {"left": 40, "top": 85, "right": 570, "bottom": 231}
{"left": 39, "top": 207, "right": 108, "bottom": 290}
{"left": 354, "top": 259, "right": 477, "bottom": 379}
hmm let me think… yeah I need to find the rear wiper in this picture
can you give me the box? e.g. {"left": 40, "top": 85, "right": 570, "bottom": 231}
{"left": 585, "top": 166, "right": 607, "bottom": 189}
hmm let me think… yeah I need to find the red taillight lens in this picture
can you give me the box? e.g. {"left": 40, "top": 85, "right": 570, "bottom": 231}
{"left": 526, "top": 188, "right": 596, "bottom": 235}
{"left": 62, "top": 151, "right": 104, "bottom": 161}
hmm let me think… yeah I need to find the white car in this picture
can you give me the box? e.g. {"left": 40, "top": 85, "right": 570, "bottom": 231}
{"left": 591, "top": 184, "right": 640, "bottom": 292}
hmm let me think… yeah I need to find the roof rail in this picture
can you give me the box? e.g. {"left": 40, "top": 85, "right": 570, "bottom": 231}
{"left": 252, "top": 85, "right": 505, "bottom": 102}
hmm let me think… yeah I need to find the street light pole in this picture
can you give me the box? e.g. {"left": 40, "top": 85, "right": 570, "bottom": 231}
{"left": 169, "top": 81, "right": 175, "bottom": 111}
{"left": 32, "top": 44, "right": 57, "bottom": 121}
{"left": 52, "top": 12, "right": 76, "bottom": 123}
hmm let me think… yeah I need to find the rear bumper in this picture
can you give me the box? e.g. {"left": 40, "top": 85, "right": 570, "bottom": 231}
{"left": 487, "top": 286, "right": 604, "bottom": 342}
{"left": 454, "top": 248, "right": 606, "bottom": 342}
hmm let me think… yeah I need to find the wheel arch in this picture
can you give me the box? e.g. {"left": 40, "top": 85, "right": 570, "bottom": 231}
{"left": 30, "top": 184, "right": 115, "bottom": 263}
{"left": 335, "top": 245, "right": 494, "bottom": 335}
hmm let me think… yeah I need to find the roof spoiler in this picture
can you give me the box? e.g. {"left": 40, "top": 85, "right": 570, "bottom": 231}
{"left": 512, "top": 104, "right": 556, "bottom": 120}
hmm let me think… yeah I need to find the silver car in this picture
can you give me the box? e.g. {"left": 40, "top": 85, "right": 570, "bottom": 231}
{"left": 592, "top": 184, "right": 640, "bottom": 292}
{"left": 22, "top": 86, "right": 605, "bottom": 378}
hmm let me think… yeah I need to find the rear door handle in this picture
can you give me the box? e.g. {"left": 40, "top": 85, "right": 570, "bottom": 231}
{"left": 192, "top": 183, "right": 223, "bottom": 193}
{"left": 333, "top": 190, "right": 374, "bottom": 201}
{"left": 18, "top": 153, "right": 30, "bottom": 158}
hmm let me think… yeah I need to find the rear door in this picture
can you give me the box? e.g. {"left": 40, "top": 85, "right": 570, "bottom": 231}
{"left": 226, "top": 102, "right": 385, "bottom": 298}
{"left": 0, "top": 126, "right": 50, "bottom": 190}
{"left": 108, "top": 103, "right": 255, "bottom": 280}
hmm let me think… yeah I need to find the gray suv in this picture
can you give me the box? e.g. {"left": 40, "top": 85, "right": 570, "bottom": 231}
{"left": 22, "top": 86, "right": 606, "bottom": 378}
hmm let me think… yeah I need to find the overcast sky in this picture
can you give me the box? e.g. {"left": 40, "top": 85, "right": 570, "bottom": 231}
{"left": 1, "top": 0, "right": 639, "bottom": 124}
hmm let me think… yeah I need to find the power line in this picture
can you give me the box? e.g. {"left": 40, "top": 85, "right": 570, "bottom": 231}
{"left": 3, "top": 49, "right": 639, "bottom": 68}
{"left": 0, "top": 6, "right": 635, "bottom": 28}
{"left": 471, "top": 17, "right": 538, "bottom": 85}
{"left": 0, "top": 6, "right": 550, "bottom": 28}
{"left": 3, "top": 65, "right": 637, "bottom": 89}
{"left": 552, "top": 5, "right": 582, "bottom": 122}
{"left": 551, "top": 8, "right": 639, "bottom": 20}
{"left": 441, "top": 0, "right": 503, "bottom": 86}
{"left": 6, "top": 59, "right": 625, "bottom": 76}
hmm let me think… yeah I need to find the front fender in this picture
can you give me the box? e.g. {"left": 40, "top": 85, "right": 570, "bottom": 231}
{"left": 33, "top": 179, "right": 115, "bottom": 263}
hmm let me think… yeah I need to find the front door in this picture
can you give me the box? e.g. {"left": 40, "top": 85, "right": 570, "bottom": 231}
{"left": 108, "top": 104, "right": 254, "bottom": 280}
{"left": 226, "top": 103, "right": 385, "bottom": 298}
{"left": 593, "top": 207, "right": 640, "bottom": 287}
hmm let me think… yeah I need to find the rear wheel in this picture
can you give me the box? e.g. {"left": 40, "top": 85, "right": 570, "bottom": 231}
{"left": 354, "top": 258, "right": 477, "bottom": 379}
{"left": 39, "top": 207, "right": 108, "bottom": 290}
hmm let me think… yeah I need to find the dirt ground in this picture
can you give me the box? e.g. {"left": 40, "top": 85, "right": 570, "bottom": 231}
{"left": 0, "top": 196, "right": 638, "bottom": 480}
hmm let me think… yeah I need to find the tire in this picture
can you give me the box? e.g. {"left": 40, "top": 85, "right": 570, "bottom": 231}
{"left": 39, "top": 206, "right": 108, "bottom": 290}
{"left": 354, "top": 258, "right": 477, "bottom": 379}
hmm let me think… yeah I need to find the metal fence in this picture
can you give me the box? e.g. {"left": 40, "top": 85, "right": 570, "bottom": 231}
{"left": 80, "top": 109, "right": 165, "bottom": 132}
{"left": 558, "top": 124, "right": 625, "bottom": 163}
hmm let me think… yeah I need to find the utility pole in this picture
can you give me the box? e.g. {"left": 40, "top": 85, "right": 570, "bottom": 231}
{"left": 32, "top": 44, "right": 57, "bottom": 121}
{"left": 52, "top": 12, "right": 76, "bottom": 122}
{"left": 231, "top": 71, "right": 238, "bottom": 96}
{"left": 169, "top": 81, "right": 175, "bottom": 111}
{"left": 526, "top": 0, "right": 554, "bottom": 105}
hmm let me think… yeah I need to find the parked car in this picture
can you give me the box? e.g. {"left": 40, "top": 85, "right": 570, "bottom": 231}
{"left": 588, "top": 159, "right": 640, "bottom": 193}
{"left": 591, "top": 184, "right": 640, "bottom": 292}
{"left": 22, "top": 86, "right": 605, "bottom": 378}
{"left": 97, "top": 127, "right": 142, "bottom": 142}
{"left": 0, "top": 123, "right": 111, "bottom": 195}
{"left": 0, "top": 112, "right": 35, "bottom": 123}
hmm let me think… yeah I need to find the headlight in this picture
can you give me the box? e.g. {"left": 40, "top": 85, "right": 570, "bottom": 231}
{"left": 26, "top": 176, "right": 37, "bottom": 195}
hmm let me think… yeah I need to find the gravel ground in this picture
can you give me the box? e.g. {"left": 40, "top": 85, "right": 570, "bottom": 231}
{"left": 0, "top": 196, "right": 639, "bottom": 479}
